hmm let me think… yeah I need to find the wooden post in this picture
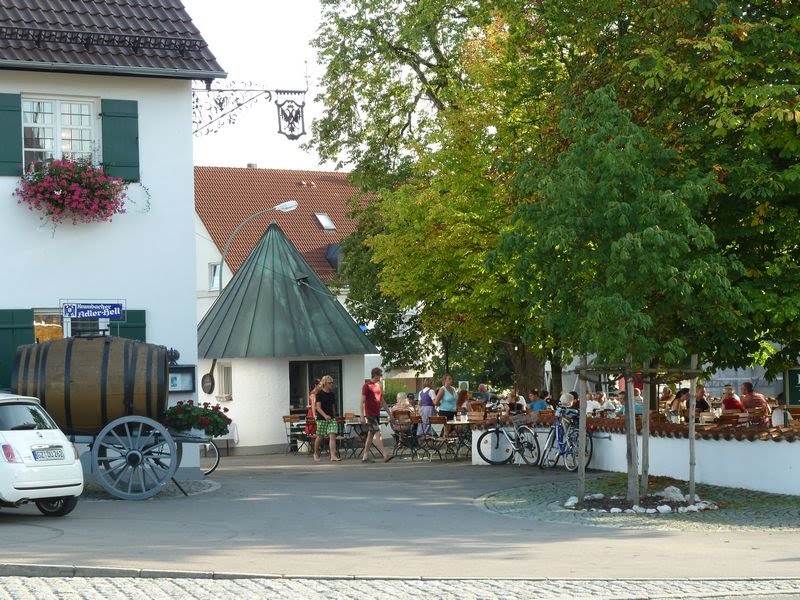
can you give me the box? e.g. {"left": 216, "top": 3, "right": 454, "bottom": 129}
{"left": 577, "top": 355, "right": 587, "bottom": 508}
{"left": 640, "top": 361, "right": 650, "bottom": 498}
{"left": 624, "top": 355, "right": 639, "bottom": 505}
{"left": 688, "top": 354, "right": 698, "bottom": 502}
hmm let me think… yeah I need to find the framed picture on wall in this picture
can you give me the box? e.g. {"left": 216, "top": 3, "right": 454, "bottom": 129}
{"left": 168, "top": 365, "right": 196, "bottom": 393}
{"left": 458, "top": 380, "right": 469, "bottom": 392}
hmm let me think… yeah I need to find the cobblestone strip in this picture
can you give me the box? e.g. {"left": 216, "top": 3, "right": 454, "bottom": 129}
{"left": 478, "top": 474, "right": 800, "bottom": 532}
{"left": 2, "top": 576, "right": 800, "bottom": 599}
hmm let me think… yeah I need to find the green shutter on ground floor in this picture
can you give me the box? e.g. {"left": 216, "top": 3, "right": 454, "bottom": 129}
{"left": 0, "top": 309, "right": 34, "bottom": 390}
{"left": 110, "top": 310, "right": 146, "bottom": 341}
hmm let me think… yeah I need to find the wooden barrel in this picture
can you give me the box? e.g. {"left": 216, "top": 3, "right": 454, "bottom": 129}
{"left": 10, "top": 336, "right": 168, "bottom": 436}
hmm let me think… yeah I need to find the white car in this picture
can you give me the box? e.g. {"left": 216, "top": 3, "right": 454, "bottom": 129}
{"left": 0, "top": 394, "right": 84, "bottom": 516}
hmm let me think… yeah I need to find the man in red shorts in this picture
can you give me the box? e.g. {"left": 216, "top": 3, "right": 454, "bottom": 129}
{"left": 360, "top": 367, "right": 395, "bottom": 463}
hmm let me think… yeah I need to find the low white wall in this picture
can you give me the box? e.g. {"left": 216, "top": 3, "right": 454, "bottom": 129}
{"left": 587, "top": 430, "right": 800, "bottom": 496}
{"left": 471, "top": 428, "right": 800, "bottom": 495}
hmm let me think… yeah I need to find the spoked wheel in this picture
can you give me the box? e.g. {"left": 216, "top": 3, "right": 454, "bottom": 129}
{"left": 564, "top": 429, "right": 593, "bottom": 472}
{"left": 35, "top": 496, "right": 78, "bottom": 517}
{"left": 539, "top": 428, "right": 560, "bottom": 469}
{"left": 476, "top": 428, "right": 514, "bottom": 465}
{"left": 91, "top": 416, "right": 178, "bottom": 500}
{"left": 200, "top": 440, "right": 221, "bottom": 476}
{"left": 516, "top": 426, "right": 540, "bottom": 465}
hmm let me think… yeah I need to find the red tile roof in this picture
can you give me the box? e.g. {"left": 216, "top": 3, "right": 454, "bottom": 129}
{"left": 0, "top": 0, "right": 224, "bottom": 79}
{"left": 194, "top": 166, "right": 363, "bottom": 281}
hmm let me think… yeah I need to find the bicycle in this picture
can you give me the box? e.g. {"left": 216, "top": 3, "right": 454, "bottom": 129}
{"left": 476, "top": 417, "right": 540, "bottom": 466}
{"left": 199, "top": 440, "right": 221, "bottom": 475}
{"left": 539, "top": 407, "right": 593, "bottom": 471}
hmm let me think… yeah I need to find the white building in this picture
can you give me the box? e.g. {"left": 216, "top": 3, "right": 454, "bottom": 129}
{"left": 0, "top": 2, "right": 224, "bottom": 398}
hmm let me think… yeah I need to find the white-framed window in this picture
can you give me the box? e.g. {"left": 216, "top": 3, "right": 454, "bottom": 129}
{"left": 22, "top": 96, "right": 98, "bottom": 167}
{"left": 218, "top": 363, "right": 232, "bottom": 396}
{"left": 208, "top": 263, "right": 221, "bottom": 291}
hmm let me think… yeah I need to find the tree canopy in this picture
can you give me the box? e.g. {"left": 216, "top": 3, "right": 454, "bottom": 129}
{"left": 311, "top": 0, "right": 800, "bottom": 384}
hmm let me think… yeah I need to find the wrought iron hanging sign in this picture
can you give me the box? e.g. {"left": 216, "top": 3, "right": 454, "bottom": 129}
{"left": 192, "top": 80, "right": 307, "bottom": 141}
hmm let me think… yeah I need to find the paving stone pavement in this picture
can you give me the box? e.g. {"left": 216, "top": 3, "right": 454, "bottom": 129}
{"left": 2, "top": 575, "right": 800, "bottom": 599}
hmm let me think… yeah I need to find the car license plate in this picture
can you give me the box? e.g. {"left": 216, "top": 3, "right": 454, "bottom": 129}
{"left": 33, "top": 448, "right": 64, "bottom": 461}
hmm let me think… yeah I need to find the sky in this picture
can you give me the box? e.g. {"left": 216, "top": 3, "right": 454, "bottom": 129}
{"left": 183, "top": 0, "right": 333, "bottom": 172}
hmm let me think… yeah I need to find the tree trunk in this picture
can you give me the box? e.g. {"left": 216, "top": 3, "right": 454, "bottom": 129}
{"left": 577, "top": 355, "right": 588, "bottom": 508}
{"left": 550, "top": 351, "right": 563, "bottom": 399}
{"left": 625, "top": 356, "right": 639, "bottom": 505}
{"left": 502, "top": 342, "right": 544, "bottom": 396}
{"left": 640, "top": 362, "right": 650, "bottom": 498}
{"left": 688, "top": 354, "right": 698, "bottom": 503}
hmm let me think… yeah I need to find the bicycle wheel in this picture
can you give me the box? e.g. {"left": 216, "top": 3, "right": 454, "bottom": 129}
{"left": 564, "top": 429, "right": 593, "bottom": 471}
{"left": 539, "top": 428, "right": 559, "bottom": 468}
{"left": 200, "top": 440, "right": 221, "bottom": 475}
{"left": 476, "top": 428, "right": 514, "bottom": 465}
{"left": 515, "top": 426, "right": 539, "bottom": 466}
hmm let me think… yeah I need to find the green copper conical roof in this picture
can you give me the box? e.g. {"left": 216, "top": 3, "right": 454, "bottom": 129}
{"left": 198, "top": 223, "right": 377, "bottom": 358}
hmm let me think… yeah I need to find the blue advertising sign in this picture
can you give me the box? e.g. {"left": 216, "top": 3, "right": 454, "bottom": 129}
{"left": 62, "top": 302, "right": 124, "bottom": 320}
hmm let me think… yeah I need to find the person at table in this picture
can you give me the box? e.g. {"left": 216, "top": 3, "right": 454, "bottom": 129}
{"left": 585, "top": 393, "right": 603, "bottom": 415}
{"left": 721, "top": 384, "right": 745, "bottom": 410}
{"left": 417, "top": 378, "right": 436, "bottom": 436}
{"left": 433, "top": 373, "right": 458, "bottom": 421}
{"left": 693, "top": 384, "right": 711, "bottom": 412}
{"left": 771, "top": 392, "right": 794, "bottom": 427}
{"left": 456, "top": 388, "right": 471, "bottom": 416}
{"left": 505, "top": 389, "right": 525, "bottom": 415}
{"left": 620, "top": 388, "right": 645, "bottom": 415}
{"left": 313, "top": 375, "right": 341, "bottom": 462}
{"left": 659, "top": 386, "right": 675, "bottom": 413}
{"left": 404, "top": 392, "right": 417, "bottom": 415}
{"left": 391, "top": 392, "right": 413, "bottom": 415}
{"left": 600, "top": 392, "right": 618, "bottom": 413}
{"left": 741, "top": 381, "right": 771, "bottom": 421}
{"left": 360, "top": 367, "right": 395, "bottom": 463}
{"left": 528, "top": 390, "right": 549, "bottom": 411}
{"left": 473, "top": 383, "right": 490, "bottom": 402}
{"left": 666, "top": 388, "right": 689, "bottom": 421}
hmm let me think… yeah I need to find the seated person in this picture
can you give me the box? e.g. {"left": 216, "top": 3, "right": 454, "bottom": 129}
{"left": 620, "top": 388, "right": 645, "bottom": 415}
{"left": 505, "top": 388, "right": 526, "bottom": 415}
{"left": 456, "top": 389, "right": 471, "bottom": 415}
{"left": 741, "top": 382, "right": 771, "bottom": 425}
{"left": 585, "top": 393, "right": 603, "bottom": 415}
{"left": 600, "top": 393, "right": 618, "bottom": 412}
{"left": 771, "top": 392, "right": 795, "bottom": 427}
{"left": 659, "top": 386, "right": 674, "bottom": 411}
{"left": 721, "top": 384, "right": 745, "bottom": 411}
{"left": 391, "top": 392, "right": 413, "bottom": 415}
{"left": 390, "top": 393, "right": 414, "bottom": 433}
{"left": 694, "top": 384, "right": 711, "bottom": 412}
{"left": 669, "top": 388, "right": 690, "bottom": 418}
{"left": 528, "top": 390, "right": 549, "bottom": 411}
{"left": 740, "top": 382, "right": 771, "bottom": 414}
{"left": 404, "top": 392, "right": 417, "bottom": 415}
{"left": 472, "top": 383, "right": 490, "bottom": 402}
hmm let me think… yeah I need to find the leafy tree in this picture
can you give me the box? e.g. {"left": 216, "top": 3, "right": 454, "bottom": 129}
{"left": 509, "top": 86, "right": 748, "bottom": 371}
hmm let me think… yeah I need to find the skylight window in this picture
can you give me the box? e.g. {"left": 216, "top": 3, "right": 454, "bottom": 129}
{"left": 315, "top": 213, "right": 336, "bottom": 231}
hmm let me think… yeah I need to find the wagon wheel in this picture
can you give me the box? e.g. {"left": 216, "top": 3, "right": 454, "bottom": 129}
{"left": 90, "top": 416, "right": 178, "bottom": 500}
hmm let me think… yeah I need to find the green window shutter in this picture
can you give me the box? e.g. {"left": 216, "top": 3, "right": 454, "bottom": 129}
{"left": 0, "top": 309, "right": 34, "bottom": 390}
{"left": 101, "top": 99, "right": 140, "bottom": 182}
{"left": 0, "top": 94, "right": 22, "bottom": 177}
{"left": 111, "top": 310, "right": 146, "bottom": 341}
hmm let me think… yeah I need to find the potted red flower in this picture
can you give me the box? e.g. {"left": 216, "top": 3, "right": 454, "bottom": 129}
{"left": 14, "top": 159, "right": 127, "bottom": 224}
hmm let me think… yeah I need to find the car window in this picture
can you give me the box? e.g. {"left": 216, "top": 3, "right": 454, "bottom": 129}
{"left": 0, "top": 403, "right": 58, "bottom": 431}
